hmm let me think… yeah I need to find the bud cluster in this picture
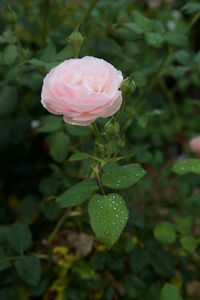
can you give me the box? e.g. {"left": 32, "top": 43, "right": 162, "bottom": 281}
{"left": 104, "top": 120, "right": 120, "bottom": 138}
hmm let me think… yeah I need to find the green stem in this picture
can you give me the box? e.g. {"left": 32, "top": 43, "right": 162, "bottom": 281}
{"left": 96, "top": 172, "right": 106, "bottom": 196}
{"left": 107, "top": 139, "right": 113, "bottom": 160}
{"left": 116, "top": 96, "right": 126, "bottom": 121}
{"left": 46, "top": 207, "right": 71, "bottom": 245}
{"left": 185, "top": 11, "right": 200, "bottom": 34}
{"left": 89, "top": 122, "right": 99, "bottom": 138}
{"left": 7, "top": 253, "right": 48, "bottom": 261}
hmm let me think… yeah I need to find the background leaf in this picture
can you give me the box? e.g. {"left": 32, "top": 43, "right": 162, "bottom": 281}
{"left": 56, "top": 178, "right": 98, "bottom": 207}
{"left": 172, "top": 159, "right": 200, "bottom": 175}
{"left": 145, "top": 32, "right": 164, "bottom": 48}
{"left": 45, "top": 132, "right": 70, "bottom": 162}
{"left": 160, "top": 283, "right": 182, "bottom": 300}
{"left": 8, "top": 223, "right": 32, "bottom": 254}
{"left": 2, "top": 45, "right": 18, "bottom": 65}
{"left": 180, "top": 236, "right": 198, "bottom": 252}
{"left": 14, "top": 254, "right": 41, "bottom": 286}
{"left": 0, "top": 85, "right": 17, "bottom": 116}
{"left": 154, "top": 221, "right": 176, "bottom": 244}
{"left": 38, "top": 115, "right": 62, "bottom": 133}
{"left": 0, "top": 249, "right": 11, "bottom": 271}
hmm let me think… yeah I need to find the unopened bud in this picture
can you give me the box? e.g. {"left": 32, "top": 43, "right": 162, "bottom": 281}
{"left": 120, "top": 75, "right": 136, "bottom": 95}
{"left": 117, "top": 135, "right": 125, "bottom": 148}
{"left": 68, "top": 27, "right": 84, "bottom": 58}
{"left": 95, "top": 141, "right": 104, "bottom": 153}
{"left": 104, "top": 121, "right": 120, "bottom": 137}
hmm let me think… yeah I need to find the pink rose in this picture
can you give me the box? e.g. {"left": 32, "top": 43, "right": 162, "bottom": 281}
{"left": 189, "top": 136, "right": 200, "bottom": 153}
{"left": 41, "top": 56, "right": 123, "bottom": 126}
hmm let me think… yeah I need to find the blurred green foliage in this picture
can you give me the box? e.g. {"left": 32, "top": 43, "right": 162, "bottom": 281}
{"left": 0, "top": 0, "right": 200, "bottom": 299}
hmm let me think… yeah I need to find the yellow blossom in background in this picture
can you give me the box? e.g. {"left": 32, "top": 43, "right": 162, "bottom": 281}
{"left": 8, "top": 196, "right": 19, "bottom": 211}
{"left": 92, "top": 290, "right": 103, "bottom": 300}
{"left": 131, "top": 235, "right": 138, "bottom": 244}
{"left": 53, "top": 246, "right": 76, "bottom": 269}
{"left": 171, "top": 277, "right": 183, "bottom": 290}
{"left": 75, "top": 204, "right": 82, "bottom": 212}
{"left": 131, "top": 235, "right": 145, "bottom": 247}
{"left": 97, "top": 244, "right": 107, "bottom": 252}
{"left": 44, "top": 278, "right": 68, "bottom": 300}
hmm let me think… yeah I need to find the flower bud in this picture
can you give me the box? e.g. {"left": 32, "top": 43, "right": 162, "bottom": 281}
{"left": 117, "top": 135, "right": 125, "bottom": 148}
{"left": 68, "top": 27, "right": 85, "bottom": 58}
{"left": 120, "top": 75, "right": 136, "bottom": 95}
{"left": 104, "top": 121, "right": 120, "bottom": 137}
{"left": 95, "top": 141, "right": 104, "bottom": 153}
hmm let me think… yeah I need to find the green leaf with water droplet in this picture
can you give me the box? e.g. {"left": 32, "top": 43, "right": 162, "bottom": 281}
{"left": 172, "top": 159, "right": 200, "bottom": 175}
{"left": 102, "top": 162, "right": 146, "bottom": 189}
{"left": 88, "top": 193, "right": 129, "bottom": 248}
{"left": 56, "top": 178, "right": 98, "bottom": 208}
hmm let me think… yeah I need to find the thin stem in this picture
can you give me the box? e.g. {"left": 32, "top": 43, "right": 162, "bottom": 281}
{"left": 35, "top": 254, "right": 48, "bottom": 260}
{"left": 107, "top": 139, "right": 113, "bottom": 160}
{"left": 116, "top": 96, "right": 126, "bottom": 121}
{"left": 185, "top": 11, "right": 200, "bottom": 34}
{"left": 157, "top": 48, "right": 171, "bottom": 75}
{"left": 46, "top": 207, "right": 71, "bottom": 245}
{"left": 96, "top": 172, "right": 106, "bottom": 196}
{"left": 89, "top": 122, "right": 99, "bottom": 138}
{"left": 7, "top": 253, "right": 48, "bottom": 261}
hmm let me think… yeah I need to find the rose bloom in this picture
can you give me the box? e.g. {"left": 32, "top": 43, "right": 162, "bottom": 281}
{"left": 41, "top": 56, "right": 123, "bottom": 126}
{"left": 189, "top": 136, "right": 200, "bottom": 153}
